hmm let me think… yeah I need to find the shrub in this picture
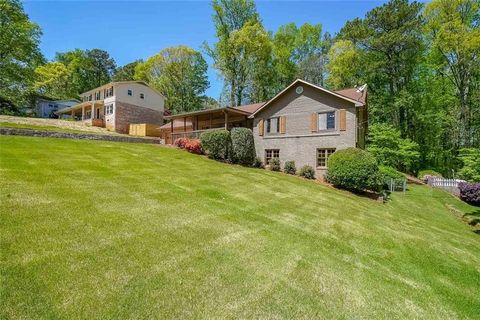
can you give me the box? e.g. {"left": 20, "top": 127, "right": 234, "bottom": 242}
{"left": 283, "top": 160, "right": 296, "bottom": 175}
{"left": 458, "top": 182, "right": 480, "bottom": 206}
{"left": 298, "top": 165, "right": 315, "bottom": 179}
{"left": 380, "top": 166, "right": 404, "bottom": 180}
{"left": 367, "top": 123, "right": 420, "bottom": 173}
{"left": 418, "top": 169, "right": 443, "bottom": 181}
{"left": 230, "top": 128, "right": 256, "bottom": 165}
{"left": 326, "top": 148, "right": 382, "bottom": 192}
{"left": 173, "top": 137, "right": 188, "bottom": 149}
{"left": 184, "top": 139, "right": 203, "bottom": 154}
{"left": 268, "top": 158, "right": 281, "bottom": 171}
{"left": 200, "top": 129, "right": 230, "bottom": 160}
{"left": 252, "top": 157, "right": 264, "bottom": 168}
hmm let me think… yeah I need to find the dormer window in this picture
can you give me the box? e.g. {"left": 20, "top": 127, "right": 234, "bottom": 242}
{"left": 127, "top": 89, "right": 133, "bottom": 96}
{"left": 140, "top": 93, "right": 144, "bottom": 99}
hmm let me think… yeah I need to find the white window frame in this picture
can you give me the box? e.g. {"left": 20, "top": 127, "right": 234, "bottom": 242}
{"left": 127, "top": 89, "right": 133, "bottom": 96}
{"left": 318, "top": 111, "right": 336, "bottom": 131}
{"left": 266, "top": 117, "right": 280, "bottom": 134}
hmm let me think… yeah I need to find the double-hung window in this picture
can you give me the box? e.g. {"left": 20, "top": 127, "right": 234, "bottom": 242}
{"left": 105, "top": 104, "right": 114, "bottom": 115}
{"left": 317, "top": 148, "right": 336, "bottom": 168}
{"left": 127, "top": 89, "right": 133, "bottom": 96}
{"left": 318, "top": 111, "right": 336, "bottom": 130}
{"left": 266, "top": 117, "right": 280, "bottom": 134}
{"left": 265, "top": 149, "right": 280, "bottom": 164}
{"left": 140, "top": 93, "right": 145, "bottom": 99}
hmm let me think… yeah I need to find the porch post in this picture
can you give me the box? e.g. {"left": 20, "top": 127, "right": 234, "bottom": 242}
{"left": 184, "top": 117, "right": 187, "bottom": 138}
{"left": 81, "top": 106, "right": 85, "bottom": 120}
{"left": 209, "top": 113, "right": 212, "bottom": 129}
{"left": 224, "top": 111, "right": 228, "bottom": 130}
{"left": 91, "top": 103, "right": 95, "bottom": 119}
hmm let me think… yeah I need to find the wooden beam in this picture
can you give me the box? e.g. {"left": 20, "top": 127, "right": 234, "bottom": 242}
{"left": 184, "top": 117, "right": 186, "bottom": 132}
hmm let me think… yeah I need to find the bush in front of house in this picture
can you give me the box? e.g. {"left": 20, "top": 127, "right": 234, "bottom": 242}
{"left": 252, "top": 157, "right": 264, "bottom": 168}
{"left": 284, "top": 160, "right": 296, "bottom": 175}
{"left": 298, "top": 165, "right": 315, "bottom": 179}
{"left": 326, "top": 148, "right": 382, "bottom": 192}
{"left": 230, "top": 128, "right": 256, "bottom": 165}
{"left": 184, "top": 139, "right": 203, "bottom": 154}
{"left": 173, "top": 137, "right": 188, "bottom": 149}
{"left": 268, "top": 158, "right": 281, "bottom": 171}
{"left": 458, "top": 182, "right": 480, "bottom": 206}
{"left": 200, "top": 129, "right": 230, "bottom": 160}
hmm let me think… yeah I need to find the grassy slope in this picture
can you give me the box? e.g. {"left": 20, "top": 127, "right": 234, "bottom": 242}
{"left": 1, "top": 136, "right": 479, "bottom": 319}
{"left": 0, "top": 122, "right": 117, "bottom": 135}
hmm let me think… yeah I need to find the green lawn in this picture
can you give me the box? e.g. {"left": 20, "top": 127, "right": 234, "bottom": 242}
{"left": 1, "top": 136, "right": 479, "bottom": 319}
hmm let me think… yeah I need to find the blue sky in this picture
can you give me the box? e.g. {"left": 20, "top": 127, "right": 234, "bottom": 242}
{"left": 24, "top": 0, "right": 389, "bottom": 99}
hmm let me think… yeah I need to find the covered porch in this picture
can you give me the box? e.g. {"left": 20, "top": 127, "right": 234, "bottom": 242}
{"left": 162, "top": 107, "right": 254, "bottom": 144}
{"left": 56, "top": 101, "right": 106, "bottom": 127}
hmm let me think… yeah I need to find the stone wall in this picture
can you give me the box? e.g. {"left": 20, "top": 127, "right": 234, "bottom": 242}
{"left": 115, "top": 102, "right": 163, "bottom": 134}
{"left": 0, "top": 128, "right": 163, "bottom": 144}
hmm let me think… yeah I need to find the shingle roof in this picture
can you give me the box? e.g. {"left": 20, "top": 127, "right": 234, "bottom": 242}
{"left": 334, "top": 88, "right": 367, "bottom": 105}
{"left": 233, "top": 102, "right": 265, "bottom": 114}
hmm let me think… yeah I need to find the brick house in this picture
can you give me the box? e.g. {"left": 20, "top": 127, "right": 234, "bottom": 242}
{"left": 56, "top": 81, "right": 165, "bottom": 133}
{"left": 163, "top": 79, "right": 367, "bottom": 178}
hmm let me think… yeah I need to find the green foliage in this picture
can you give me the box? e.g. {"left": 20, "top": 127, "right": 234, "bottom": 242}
{"left": 0, "top": 0, "right": 44, "bottom": 112}
{"left": 113, "top": 60, "right": 142, "bottom": 82}
{"left": 252, "top": 157, "right": 264, "bottom": 168}
{"left": 327, "top": 40, "right": 364, "bottom": 89}
{"left": 230, "top": 128, "right": 256, "bottom": 165}
{"left": 457, "top": 148, "right": 480, "bottom": 182}
{"left": 283, "top": 160, "right": 296, "bottom": 175}
{"left": 326, "top": 148, "right": 382, "bottom": 192}
{"left": 268, "top": 158, "right": 281, "bottom": 171}
{"left": 205, "top": 0, "right": 274, "bottom": 106}
{"left": 418, "top": 169, "right": 443, "bottom": 180}
{"left": 379, "top": 165, "right": 404, "bottom": 180}
{"left": 272, "top": 23, "right": 330, "bottom": 90}
{"left": 135, "top": 46, "right": 209, "bottom": 113}
{"left": 34, "top": 62, "right": 75, "bottom": 99}
{"left": 200, "top": 129, "right": 230, "bottom": 160}
{"left": 52, "top": 48, "right": 116, "bottom": 96}
{"left": 298, "top": 165, "right": 315, "bottom": 179}
{"left": 367, "top": 123, "right": 420, "bottom": 173}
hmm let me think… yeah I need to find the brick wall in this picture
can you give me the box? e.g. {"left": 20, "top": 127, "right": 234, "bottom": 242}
{"left": 114, "top": 102, "right": 163, "bottom": 134}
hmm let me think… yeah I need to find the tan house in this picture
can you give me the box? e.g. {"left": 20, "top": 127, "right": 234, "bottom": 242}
{"left": 250, "top": 79, "right": 367, "bottom": 177}
{"left": 162, "top": 79, "right": 367, "bottom": 178}
{"left": 56, "top": 81, "right": 166, "bottom": 133}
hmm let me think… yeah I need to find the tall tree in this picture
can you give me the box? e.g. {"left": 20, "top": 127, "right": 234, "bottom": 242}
{"left": 0, "top": 0, "right": 44, "bottom": 112}
{"left": 135, "top": 45, "right": 209, "bottom": 114}
{"left": 33, "top": 62, "right": 75, "bottom": 99}
{"left": 55, "top": 48, "right": 116, "bottom": 94}
{"left": 424, "top": 0, "right": 480, "bottom": 147}
{"left": 205, "top": 0, "right": 261, "bottom": 106}
{"left": 113, "top": 60, "right": 142, "bottom": 82}
{"left": 337, "top": 0, "right": 424, "bottom": 135}
{"left": 271, "top": 23, "right": 328, "bottom": 90}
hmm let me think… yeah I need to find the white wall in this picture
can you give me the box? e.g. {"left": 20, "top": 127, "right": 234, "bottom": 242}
{"left": 114, "top": 83, "right": 165, "bottom": 112}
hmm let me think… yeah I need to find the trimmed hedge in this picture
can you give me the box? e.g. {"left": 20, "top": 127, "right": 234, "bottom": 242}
{"left": 379, "top": 165, "right": 404, "bottom": 180}
{"left": 299, "top": 165, "right": 315, "bottom": 179}
{"left": 230, "top": 128, "right": 256, "bottom": 165}
{"left": 326, "top": 148, "right": 382, "bottom": 192}
{"left": 200, "top": 129, "right": 230, "bottom": 160}
{"left": 458, "top": 182, "right": 480, "bottom": 206}
{"left": 284, "top": 160, "right": 296, "bottom": 175}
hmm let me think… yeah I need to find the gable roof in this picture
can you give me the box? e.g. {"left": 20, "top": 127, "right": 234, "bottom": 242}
{"left": 234, "top": 102, "right": 265, "bottom": 114}
{"left": 335, "top": 88, "right": 367, "bottom": 105}
{"left": 249, "top": 79, "right": 365, "bottom": 118}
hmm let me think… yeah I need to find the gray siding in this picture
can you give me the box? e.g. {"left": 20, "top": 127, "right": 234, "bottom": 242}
{"left": 252, "top": 84, "right": 359, "bottom": 178}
